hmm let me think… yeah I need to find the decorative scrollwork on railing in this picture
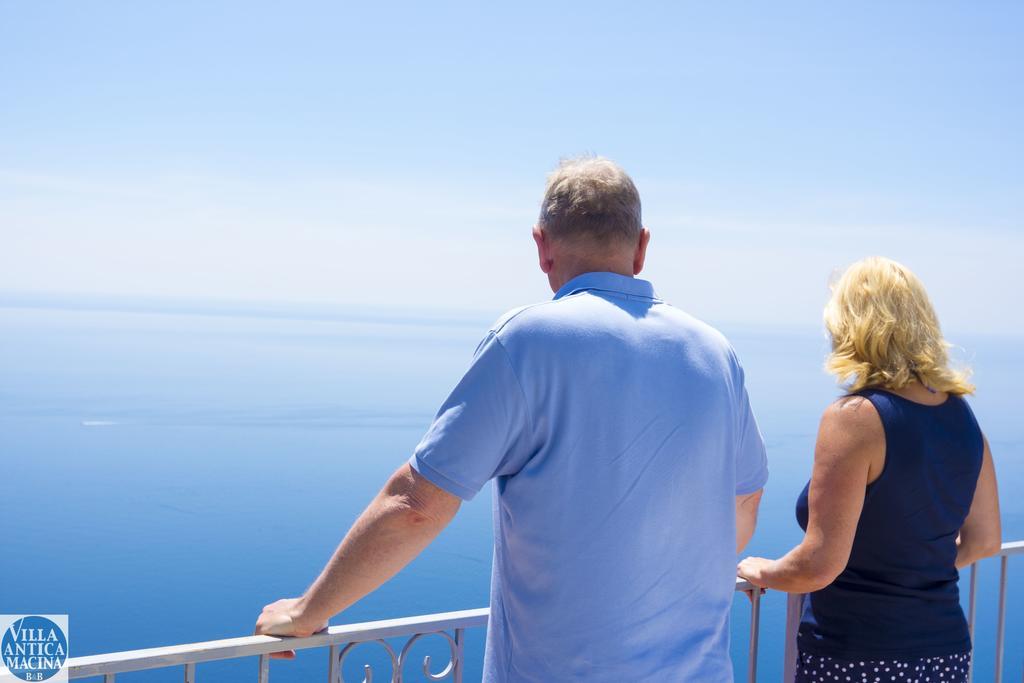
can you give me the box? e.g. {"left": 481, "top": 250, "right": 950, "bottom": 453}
{"left": 398, "top": 631, "right": 458, "bottom": 681}
{"left": 338, "top": 639, "right": 398, "bottom": 683}
{"left": 335, "top": 631, "right": 461, "bottom": 683}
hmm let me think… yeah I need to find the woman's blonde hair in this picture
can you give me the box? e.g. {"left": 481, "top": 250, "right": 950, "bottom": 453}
{"left": 824, "top": 256, "right": 974, "bottom": 395}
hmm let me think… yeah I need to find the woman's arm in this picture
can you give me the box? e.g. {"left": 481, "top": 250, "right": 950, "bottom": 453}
{"left": 955, "top": 436, "right": 1001, "bottom": 569}
{"left": 738, "top": 397, "right": 883, "bottom": 593}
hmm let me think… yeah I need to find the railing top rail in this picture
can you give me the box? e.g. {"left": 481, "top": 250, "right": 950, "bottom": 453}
{"left": 997, "top": 539, "right": 1023, "bottom": 556}
{"left": 66, "top": 608, "right": 488, "bottom": 679}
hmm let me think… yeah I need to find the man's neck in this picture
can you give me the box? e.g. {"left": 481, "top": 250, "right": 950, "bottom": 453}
{"left": 550, "top": 264, "right": 634, "bottom": 293}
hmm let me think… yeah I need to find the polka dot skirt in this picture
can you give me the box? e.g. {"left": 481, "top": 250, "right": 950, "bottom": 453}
{"left": 794, "top": 651, "right": 971, "bottom": 683}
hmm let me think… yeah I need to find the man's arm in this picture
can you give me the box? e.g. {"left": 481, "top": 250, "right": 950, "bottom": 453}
{"left": 736, "top": 488, "right": 763, "bottom": 553}
{"left": 254, "top": 463, "right": 460, "bottom": 652}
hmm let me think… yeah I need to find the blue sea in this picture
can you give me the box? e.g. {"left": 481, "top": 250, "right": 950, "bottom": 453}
{"left": 2, "top": 299, "right": 1021, "bottom": 682}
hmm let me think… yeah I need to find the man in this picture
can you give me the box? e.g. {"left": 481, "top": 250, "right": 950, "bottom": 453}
{"left": 255, "top": 157, "right": 767, "bottom": 682}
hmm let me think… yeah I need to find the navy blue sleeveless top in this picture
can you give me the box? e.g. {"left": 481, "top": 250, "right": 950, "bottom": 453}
{"left": 796, "top": 389, "right": 984, "bottom": 658}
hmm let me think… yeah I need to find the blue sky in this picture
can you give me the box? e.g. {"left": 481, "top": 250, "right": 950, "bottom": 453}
{"left": 1, "top": 1, "right": 1021, "bottom": 334}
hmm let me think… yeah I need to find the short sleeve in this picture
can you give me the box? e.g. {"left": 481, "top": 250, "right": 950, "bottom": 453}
{"left": 733, "top": 360, "right": 769, "bottom": 495}
{"left": 409, "top": 331, "right": 535, "bottom": 501}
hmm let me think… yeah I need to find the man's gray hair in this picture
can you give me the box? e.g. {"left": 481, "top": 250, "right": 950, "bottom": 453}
{"left": 539, "top": 156, "right": 642, "bottom": 246}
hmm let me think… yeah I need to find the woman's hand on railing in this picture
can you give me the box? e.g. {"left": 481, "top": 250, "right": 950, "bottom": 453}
{"left": 737, "top": 557, "right": 772, "bottom": 603}
{"left": 254, "top": 597, "right": 329, "bottom": 659}
{"left": 737, "top": 557, "right": 772, "bottom": 587}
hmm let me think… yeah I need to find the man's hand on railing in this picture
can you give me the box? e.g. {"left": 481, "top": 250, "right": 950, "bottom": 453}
{"left": 254, "top": 597, "right": 329, "bottom": 659}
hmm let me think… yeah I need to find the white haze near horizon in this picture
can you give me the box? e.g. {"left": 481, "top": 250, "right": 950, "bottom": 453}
{"left": 1, "top": 168, "right": 1020, "bottom": 338}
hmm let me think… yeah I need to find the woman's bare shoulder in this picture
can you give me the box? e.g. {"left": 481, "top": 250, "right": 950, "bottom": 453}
{"left": 817, "top": 395, "right": 885, "bottom": 453}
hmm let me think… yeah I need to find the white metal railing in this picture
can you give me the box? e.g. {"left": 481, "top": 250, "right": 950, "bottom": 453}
{"left": 968, "top": 540, "right": 1024, "bottom": 683}
{"left": 58, "top": 581, "right": 760, "bottom": 683}
{"left": 65, "top": 609, "right": 488, "bottom": 683}
{"left": 25, "top": 540, "right": 1020, "bottom": 682}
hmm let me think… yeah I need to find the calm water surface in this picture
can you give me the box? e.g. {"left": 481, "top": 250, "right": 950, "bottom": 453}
{"left": 2, "top": 302, "right": 1021, "bottom": 682}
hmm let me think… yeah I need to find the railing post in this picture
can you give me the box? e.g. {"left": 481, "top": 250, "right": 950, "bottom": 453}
{"left": 995, "top": 555, "right": 1009, "bottom": 683}
{"left": 257, "top": 654, "right": 270, "bottom": 683}
{"left": 453, "top": 628, "right": 465, "bottom": 683}
{"left": 968, "top": 563, "right": 978, "bottom": 683}
{"left": 747, "top": 589, "right": 761, "bottom": 683}
{"left": 184, "top": 662, "right": 196, "bottom": 683}
{"left": 103, "top": 675, "right": 115, "bottom": 683}
{"left": 327, "top": 644, "right": 340, "bottom": 683}
{"left": 782, "top": 593, "right": 804, "bottom": 682}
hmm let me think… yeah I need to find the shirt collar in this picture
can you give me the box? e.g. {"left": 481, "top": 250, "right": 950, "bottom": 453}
{"left": 553, "top": 271, "right": 658, "bottom": 301}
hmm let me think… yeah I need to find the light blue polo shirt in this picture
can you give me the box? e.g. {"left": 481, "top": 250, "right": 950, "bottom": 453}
{"left": 410, "top": 272, "right": 768, "bottom": 683}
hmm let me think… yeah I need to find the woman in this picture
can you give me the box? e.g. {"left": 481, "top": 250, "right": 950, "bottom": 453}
{"left": 738, "top": 257, "right": 1001, "bottom": 683}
